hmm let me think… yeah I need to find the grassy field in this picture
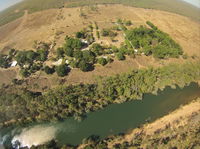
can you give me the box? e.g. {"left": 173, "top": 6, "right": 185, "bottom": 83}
{"left": 0, "top": 0, "right": 199, "bottom": 26}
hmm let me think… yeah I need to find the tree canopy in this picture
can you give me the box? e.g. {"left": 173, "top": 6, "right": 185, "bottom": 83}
{"left": 125, "top": 22, "right": 183, "bottom": 58}
{"left": 55, "top": 64, "right": 70, "bottom": 77}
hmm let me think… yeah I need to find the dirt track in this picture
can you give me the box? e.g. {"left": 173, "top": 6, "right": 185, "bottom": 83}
{"left": 0, "top": 5, "right": 199, "bottom": 56}
{"left": 0, "top": 5, "right": 199, "bottom": 88}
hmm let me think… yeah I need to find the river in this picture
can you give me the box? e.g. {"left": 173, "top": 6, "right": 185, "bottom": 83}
{"left": 0, "top": 83, "right": 200, "bottom": 148}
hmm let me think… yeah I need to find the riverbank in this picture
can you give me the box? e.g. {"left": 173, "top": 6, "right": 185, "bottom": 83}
{"left": 78, "top": 97, "right": 200, "bottom": 148}
{"left": 2, "top": 83, "right": 199, "bottom": 149}
{"left": 0, "top": 62, "right": 200, "bottom": 128}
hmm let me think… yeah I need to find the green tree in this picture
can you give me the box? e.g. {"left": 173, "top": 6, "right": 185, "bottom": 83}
{"left": 27, "top": 50, "right": 37, "bottom": 63}
{"left": 36, "top": 49, "right": 48, "bottom": 61}
{"left": 64, "top": 47, "right": 74, "bottom": 57}
{"left": 69, "top": 60, "right": 79, "bottom": 68}
{"left": 65, "top": 37, "right": 83, "bottom": 50}
{"left": 73, "top": 50, "right": 83, "bottom": 60}
{"left": 82, "top": 50, "right": 96, "bottom": 63}
{"left": 15, "top": 51, "right": 28, "bottom": 65}
{"left": 0, "top": 54, "right": 9, "bottom": 68}
{"left": 44, "top": 66, "right": 55, "bottom": 74}
{"left": 57, "top": 47, "right": 64, "bottom": 58}
{"left": 78, "top": 60, "right": 92, "bottom": 72}
{"left": 55, "top": 64, "right": 70, "bottom": 77}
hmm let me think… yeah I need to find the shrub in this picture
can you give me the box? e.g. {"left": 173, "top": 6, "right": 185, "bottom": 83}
{"left": 96, "top": 31, "right": 100, "bottom": 39}
{"left": 182, "top": 54, "right": 188, "bottom": 59}
{"left": 109, "top": 31, "right": 117, "bottom": 37}
{"left": 107, "top": 57, "right": 114, "bottom": 63}
{"left": 111, "top": 46, "right": 119, "bottom": 53}
{"left": 44, "top": 66, "right": 55, "bottom": 74}
{"left": 30, "top": 63, "right": 41, "bottom": 73}
{"left": 112, "top": 26, "right": 121, "bottom": 31}
{"left": 86, "top": 34, "right": 94, "bottom": 44}
{"left": 20, "top": 69, "right": 30, "bottom": 78}
{"left": 117, "top": 18, "right": 123, "bottom": 24}
{"left": 101, "top": 29, "right": 109, "bottom": 36}
{"left": 125, "top": 20, "right": 132, "bottom": 26}
{"left": 91, "top": 43, "right": 104, "bottom": 56}
{"left": 9, "top": 49, "right": 16, "bottom": 57}
{"left": 76, "top": 31, "right": 85, "bottom": 38}
{"left": 116, "top": 52, "right": 125, "bottom": 60}
{"left": 101, "top": 29, "right": 117, "bottom": 37}
{"left": 98, "top": 58, "right": 107, "bottom": 66}
{"left": 12, "top": 79, "right": 23, "bottom": 85}
{"left": 146, "top": 21, "right": 158, "bottom": 30}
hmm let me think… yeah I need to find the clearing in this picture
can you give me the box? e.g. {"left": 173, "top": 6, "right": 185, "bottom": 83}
{"left": 0, "top": 5, "right": 199, "bottom": 90}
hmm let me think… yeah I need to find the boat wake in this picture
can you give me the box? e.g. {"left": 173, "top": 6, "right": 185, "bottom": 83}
{"left": 11, "top": 125, "right": 58, "bottom": 148}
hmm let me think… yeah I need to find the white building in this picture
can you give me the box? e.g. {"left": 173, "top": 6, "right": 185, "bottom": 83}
{"left": 81, "top": 39, "right": 88, "bottom": 44}
{"left": 134, "top": 49, "right": 138, "bottom": 53}
{"left": 10, "top": 61, "right": 17, "bottom": 67}
{"left": 65, "top": 60, "right": 69, "bottom": 64}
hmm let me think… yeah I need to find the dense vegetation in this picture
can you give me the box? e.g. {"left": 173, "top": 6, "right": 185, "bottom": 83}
{"left": 0, "top": 21, "right": 184, "bottom": 78}
{"left": 0, "top": 54, "right": 9, "bottom": 68}
{"left": 125, "top": 22, "right": 183, "bottom": 58}
{"left": 0, "top": 42, "right": 49, "bottom": 77}
{"left": 0, "top": 0, "right": 199, "bottom": 27}
{"left": 0, "top": 62, "right": 199, "bottom": 127}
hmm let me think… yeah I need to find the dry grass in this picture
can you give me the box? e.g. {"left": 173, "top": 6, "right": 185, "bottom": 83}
{"left": 0, "top": 5, "right": 199, "bottom": 89}
{"left": 0, "top": 0, "right": 199, "bottom": 27}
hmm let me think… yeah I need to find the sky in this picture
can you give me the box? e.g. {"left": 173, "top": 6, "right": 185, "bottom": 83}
{"left": 181, "top": 0, "right": 200, "bottom": 8}
{"left": 0, "top": 0, "right": 199, "bottom": 11}
{"left": 0, "top": 0, "right": 22, "bottom": 11}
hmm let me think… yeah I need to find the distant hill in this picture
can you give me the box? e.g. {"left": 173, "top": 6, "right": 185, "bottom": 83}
{"left": 0, "top": 0, "right": 200, "bottom": 26}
